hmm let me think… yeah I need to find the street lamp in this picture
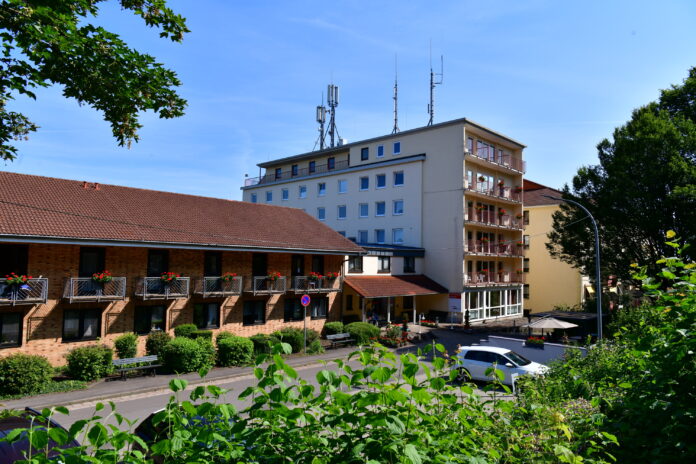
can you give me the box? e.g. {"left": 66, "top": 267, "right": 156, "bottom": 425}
{"left": 541, "top": 195, "right": 602, "bottom": 339}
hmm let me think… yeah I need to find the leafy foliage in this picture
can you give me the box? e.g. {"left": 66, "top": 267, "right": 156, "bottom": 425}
{"left": 216, "top": 335, "right": 254, "bottom": 367}
{"left": 322, "top": 321, "right": 344, "bottom": 336}
{"left": 215, "top": 330, "right": 235, "bottom": 344}
{"left": 173, "top": 323, "right": 197, "bottom": 339}
{"left": 0, "top": 0, "right": 189, "bottom": 160}
{"left": 272, "top": 327, "right": 319, "bottom": 353}
{"left": 0, "top": 353, "right": 52, "bottom": 395}
{"left": 189, "top": 330, "right": 213, "bottom": 341}
{"left": 249, "top": 333, "right": 279, "bottom": 354}
{"left": 145, "top": 330, "right": 171, "bottom": 358}
{"left": 345, "top": 321, "right": 380, "bottom": 345}
{"left": 161, "top": 337, "right": 214, "bottom": 374}
{"left": 113, "top": 332, "right": 138, "bottom": 359}
{"left": 65, "top": 345, "right": 113, "bottom": 381}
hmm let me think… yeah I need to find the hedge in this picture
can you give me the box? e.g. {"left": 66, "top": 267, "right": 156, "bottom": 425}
{"left": 272, "top": 328, "right": 319, "bottom": 353}
{"left": 114, "top": 332, "right": 138, "bottom": 359}
{"left": 173, "top": 324, "right": 198, "bottom": 339}
{"left": 190, "top": 330, "right": 213, "bottom": 341}
{"left": 249, "top": 334, "right": 279, "bottom": 354}
{"left": 0, "top": 353, "right": 53, "bottom": 396}
{"left": 323, "top": 321, "right": 344, "bottom": 336}
{"left": 215, "top": 331, "right": 235, "bottom": 344}
{"left": 345, "top": 322, "right": 380, "bottom": 345}
{"left": 66, "top": 345, "right": 114, "bottom": 381}
{"left": 161, "top": 337, "right": 215, "bottom": 374}
{"left": 145, "top": 331, "right": 171, "bottom": 358}
{"left": 217, "top": 336, "right": 254, "bottom": 367}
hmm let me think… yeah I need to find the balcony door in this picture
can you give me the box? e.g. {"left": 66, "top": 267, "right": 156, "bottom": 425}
{"left": 311, "top": 255, "right": 324, "bottom": 275}
{"left": 79, "top": 247, "right": 105, "bottom": 295}
{"left": 291, "top": 255, "right": 304, "bottom": 277}
{"left": 147, "top": 249, "right": 169, "bottom": 293}
{"left": 252, "top": 253, "right": 268, "bottom": 290}
{"left": 0, "top": 244, "right": 28, "bottom": 298}
{"left": 204, "top": 251, "right": 222, "bottom": 292}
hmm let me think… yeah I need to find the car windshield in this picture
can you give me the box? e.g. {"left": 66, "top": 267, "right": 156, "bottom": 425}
{"left": 505, "top": 351, "right": 532, "bottom": 366}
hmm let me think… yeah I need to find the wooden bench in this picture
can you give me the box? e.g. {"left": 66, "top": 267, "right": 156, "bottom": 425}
{"left": 112, "top": 355, "right": 161, "bottom": 380}
{"left": 326, "top": 333, "right": 354, "bottom": 349}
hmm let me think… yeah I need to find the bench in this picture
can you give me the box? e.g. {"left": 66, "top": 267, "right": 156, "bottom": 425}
{"left": 112, "top": 355, "right": 161, "bottom": 380}
{"left": 326, "top": 333, "right": 354, "bottom": 349}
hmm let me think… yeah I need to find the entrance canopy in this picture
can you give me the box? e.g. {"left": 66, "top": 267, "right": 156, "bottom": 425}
{"left": 345, "top": 275, "right": 447, "bottom": 298}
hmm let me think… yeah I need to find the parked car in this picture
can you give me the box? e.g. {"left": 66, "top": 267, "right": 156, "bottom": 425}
{"left": 0, "top": 407, "right": 79, "bottom": 462}
{"left": 452, "top": 346, "right": 548, "bottom": 386}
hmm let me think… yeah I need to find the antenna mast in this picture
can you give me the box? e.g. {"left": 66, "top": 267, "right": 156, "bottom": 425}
{"left": 327, "top": 84, "right": 340, "bottom": 147}
{"left": 427, "top": 47, "right": 443, "bottom": 126}
{"left": 392, "top": 54, "right": 399, "bottom": 134}
{"left": 316, "top": 93, "right": 326, "bottom": 150}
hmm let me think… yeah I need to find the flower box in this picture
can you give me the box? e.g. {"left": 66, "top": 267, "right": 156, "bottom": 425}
{"left": 221, "top": 272, "right": 238, "bottom": 282}
{"left": 267, "top": 271, "right": 282, "bottom": 282}
{"left": 525, "top": 336, "right": 545, "bottom": 348}
{"left": 161, "top": 272, "right": 180, "bottom": 283}
{"left": 308, "top": 272, "right": 323, "bottom": 282}
{"left": 5, "top": 273, "right": 32, "bottom": 286}
{"left": 325, "top": 272, "right": 339, "bottom": 280}
{"left": 92, "top": 270, "right": 112, "bottom": 283}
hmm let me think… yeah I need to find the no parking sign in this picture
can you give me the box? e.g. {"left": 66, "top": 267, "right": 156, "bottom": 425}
{"left": 301, "top": 294, "right": 311, "bottom": 307}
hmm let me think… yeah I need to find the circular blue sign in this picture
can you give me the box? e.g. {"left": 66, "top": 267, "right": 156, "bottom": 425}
{"left": 301, "top": 294, "right": 311, "bottom": 307}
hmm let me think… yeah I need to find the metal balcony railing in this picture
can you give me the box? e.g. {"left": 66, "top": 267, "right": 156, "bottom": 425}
{"left": 465, "top": 180, "right": 522, "bottom": 202}
{"left": 293, "top": 276, "right": 343, "bottom": 293}
{"left": 136, "top": 277, "right": 190, "bottom": 300}
{"left": 464, "top": 240, "right": 524, "bottom": 257}
{"left": 244, "top": 159, "right": 350, "bottom": 187}
{"left": 0, "top": 278, "right": 48, "bottom": 306}
{"left": 63, "top": 277, "right": 127, "bottom": 303}
{"left": 466, "top": 147, "right": 526, "bottom": 173}
{"left": 465, "top": 208, "right": 523, "bottom": 230}
{"left": 463, "top": 272, "right": 525, "bottom": 287}
{"left": 195, "top": 276, "right": 243, "bottom": 298}
{"left": 249, "top": 276, "right": 287, "bottom": 295}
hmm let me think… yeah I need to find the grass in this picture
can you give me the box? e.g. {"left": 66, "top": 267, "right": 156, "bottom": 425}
{"left": 0, "top": 379, "right": 88, "bottom": 401}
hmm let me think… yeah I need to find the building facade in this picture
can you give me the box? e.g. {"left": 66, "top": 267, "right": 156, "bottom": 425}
{"left": 0, "top": 173, "right": 362, "bottom": 365}
{"left": 241, "top": 118, "right": 526, "bottom": 323}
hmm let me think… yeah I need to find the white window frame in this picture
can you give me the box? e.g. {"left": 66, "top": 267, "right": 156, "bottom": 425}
{"left": 281, "top": 188, "right": 289, "bottom": 201}
{"left": 377, "top": 145, "right": 384, "bottom": 157}
{"left": 359, "top": 176, "right": 369, "bottom": 191}
{"left": 358, "top": 230, "right": 368, "bottom": 244}
{"left": 393, "top": 141, "right": 401, "bottom": 155}
{"left": 317, "top": 207, "right": 326, "bottom": 221}
{"left": 337, "top": 205, "right": 347, "bottom": 220}
{"left": 338, "top": 179, "right": 348, "bottom": 194}
{"left": 299, "top": 186, "right": 307, "bottom": 199}
{"left": 376, "top": 173, "right": 386, "bottom": 189}
{"left": 393, "top": 199, "right": 404, "bottom": 216}
{"left": 392, "top": 228, "right": 404, "bottom": 244}
{"left": 317, "top": 182, "right": 326, "bottom": 197}
{"left": 375, "top": 229, "right": 386, "bottom": 244}
{"left": 265, "top": 191, "right": 273, "bottom": 203}
{"left": 359, "top": 203, "right": 369, "bottom": 218}
{"left": 250, "top": 193, "right": 257, "bottom": 203}
{"left": 375, "top": 201, "right": 386, "bottom": 217}
{"left": 393, "top": 171, "right": 404, "bottom": 186}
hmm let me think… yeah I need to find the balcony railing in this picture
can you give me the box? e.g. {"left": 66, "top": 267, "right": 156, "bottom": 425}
{"left": 249, "top": 276, "right": 287, "bottom": 295}
{"left": 464, "top": 240, "right": 523, "bottom": 257}
{"left": 136, "top": 277, "right": 190, "bottom": 300}
{"left": 293, "top": 276, "right": 343, "bottom": 293}
{"left": 0, "top": 278, "right": 48, "bottom": 306}
{"left": 244, "top": 159, "right": 350, "bottom": 187}
{"left": 466, "top": 147, "right": 526, "bottom": 173}
{"left": 465, "top": 208, "right": 523, "bottom": 229}
{"left": 463, "top": 272, "right": 525, "bottom": 287}
{"left": 195, "top": 276, "right": 243, "bottom": 298}
{"left": 465, "top": 180, "right": 522, "bottom": 202}
{"left": 63, "top": 277, "right": 127, "bottom": 303}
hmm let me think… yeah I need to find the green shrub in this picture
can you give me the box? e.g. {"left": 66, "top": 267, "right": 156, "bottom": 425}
{"left": 196, "top": 338, "right": 216, "bottom": 370}
{"left": 161, "top": 337, "right": 214, "bottom": 374}
{"left": 345, "top": 322, "right": 380, "bottom": 345}
{"left": 114, "top": 332, "right": 138, "bottom": 359}
{"left": 215, "top": 331, "right": 235, "bottom": 344}
{"left": 384, "top": 325, "right": 402, "bottom": 340}
{"left": 190, "top": 330, "right": 213, "bottom": 341}
{"left": 323, "top": 321, "right": 344, "bottom": 336}
{"left": 65, "top": 345, "right": 113, "bottom": 381}
{"left": 173, "top": 323, "right": 198, "bottom": 339}
{"left": 272, "top": 328, "right": 319, "bottom": 353}
{"left": 217, "top": 336, "right": 254, "bottom": 367}
{"left": 307, "top": 339, "right": 324, "bottom": 355}
{"left": 145, "top": 330, "right": 171, "bottom": 358}
{"left": 0, "top": 353, "right": 53, "bottom": 396}
{"left": 249, "top": 334, "right": 278, "bottom": 354}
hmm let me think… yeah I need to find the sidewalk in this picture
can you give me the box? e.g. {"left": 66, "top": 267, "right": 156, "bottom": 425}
{"left": 1, "top": 346, "right": 358, "bottom": 411}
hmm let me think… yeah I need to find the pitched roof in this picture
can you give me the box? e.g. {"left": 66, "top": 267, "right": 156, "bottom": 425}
{"left": 523, "top": 179, "right": 563, "bottom": 207}
{"left": 0, "top": 172, "right": 364, "bottom": 254}
{"left": 345, "top": 275, "right": 448, "bottom": 298}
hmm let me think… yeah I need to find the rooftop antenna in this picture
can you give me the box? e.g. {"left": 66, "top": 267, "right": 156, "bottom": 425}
{"left": 327, "top": 83, "right": 340, "bottom": 147}
{"left": 427, "top": 42, "right": 443, "bottom": 126}
{"left": 392, "top": 54, "right": 400, "bottom": 134}
{"left": 316, "top": 92, "right": 326, "bottom": 150}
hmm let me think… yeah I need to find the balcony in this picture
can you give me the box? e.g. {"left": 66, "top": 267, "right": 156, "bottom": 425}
{"left": 249, "top": 276, "right": 287, "bottom": 295}
{"left": 464, "top": 240, "right": 523, "bottom": 257}
{"left": 136, "top": 277, "right": 190, "bottom": 300}
{"left": 63, "top": 277, "right": 127, "bottom": 303}
{"left": 195, "top": 276, "right": 243, "bottom": 298}
{"left": 465, "top": 208, "right": 523, "bottom": 230}
{"left": 0, "top": 278, "right": 48, "bottom": 306}
{"left": 465, "top": 147, "right": 525, "bottom": 173}
{"left": 465, "top": 180, "right": 522, "bottom": 203}
{"left": 244, "top": 159, "right": 350, "bottom": 187}
{"left": 293, "top": 276, "right": 343, "bottom": 293}
{"left": 463, "top": 272, "right": 524, "bottom": 287}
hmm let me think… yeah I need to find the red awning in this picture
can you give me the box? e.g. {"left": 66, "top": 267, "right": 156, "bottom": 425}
{"left": 345, "top": 275, "right": 448, "bottom": 298}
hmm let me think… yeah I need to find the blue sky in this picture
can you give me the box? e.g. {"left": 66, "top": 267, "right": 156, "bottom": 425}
{"left": 4, "top": 0, "right": 696, "bottom": 199}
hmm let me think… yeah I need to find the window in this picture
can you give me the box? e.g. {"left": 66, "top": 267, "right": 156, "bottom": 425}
{"left": 375, "top": 229, "right": 385, "bottom": 244}
{"left": 393, "top": 141, "right": 401, "bottom": 154}
{"left": 250, "top": 193, "right": 257, "bottom": 203}
{"left": 309, "top": 161, "right": 316, "bottom": 173}
{"left": 360, "top": 176, "right": 369, "bottom": 190}
{"left": 393, "top": 200, "right": 404, "bottom": 215}
{"left": 348, "top": 255, "right": 363, "bottom": 273}
{"left": 281, "top": 188, "right": 289, "bottom": 201}
{"left": 375, "top": 201, "right": 386, "bottom": 216}
{"left": 274, "top": 168, "right": 282, "bottom": 180}
{"left": 243, "top": 300, "right": 266, "bottom": 325}
{"left": 377, "top": 145, "right": 384, "bottom": 157}
{"left": 338, "top": 179, "right": 347, "bottom": 193}
{"left": 284, "top": 298, "right": 304, "bottom": 322}
{"left": 318, "top": 182, "right": 326, "bottom": 196}
{"left": 147, "top": 249, "right": 168, "bottom": 277}
{"left": 312, "top": 255, "right": 324, "bottom": 275}
{"left": 523, "top": 258, "right": 530, "bottom": 273}
{"left": 403, "top": 256, "right": 416, "bottom": 273}
{"left": 394, "top": 171, "right": 404, "bottom": 186}
{"left": 0, "top": 312, "right": 22, "bottom": 347}
{"left": 337, "top": 205, "right": 347, "bottom": 219}
{"left": 466, "top": 137, "right": 474, "bottom": 153}
{"left": 317, "top": 207, "right": 326, "bottom": 221}
{"left": 346, "top": 294, "right": 354, "bottom": 311}
{"left": 63, "top": 308, "right": 101, "bottom": 341}
{"left": 134, "top": 306, "right": 165, "bottom": 334}
{"left": 523, "top": 210, "right": 529, "bottom": 225}
{"left": 403, "top": 295, "right": 414, "bottom": 310}
{"left": 327, "top": 157, "right": 335, "bottom": 170}
{"left": 338, "top": 231, "right": 346, "bottom": 237}
{"left": 265, "top": 191, "right": 272, "bottom": 203}
{"left": 291, "top": 164, "right": 298, "bottom": 176}
{"left": 359, "top": 203, "right": 369, "bottom": 217}
{"left": 523, "top": 235, "right": 530, "bottom": 249}
{"left": 523, "top": 284, "right": 530, "bottom": 299}
{"left": 0, "top": 244, "right": 28, "bottom": 276}
{"left": 311, "top": 297, "right": 328, "bottom": 319}
{"left": 376, "top": 174, "right": 386, "bottom": 188}
{"left": 360, "top": 147, "right": 369, "bottom": 161}
{"left": 392, "top": 228, "right": 404, "bottom": 244}
{"left": 358, "top": 230, "right": 368, "bottom": 244}
{"left": 299, "top": 186, "right": 307, "bottom": 198}
{"left": 378, "top": 256, "right": 391, "bottom": 273}
{"left": 204, "top": 251, "right": 222, "bottom": 277}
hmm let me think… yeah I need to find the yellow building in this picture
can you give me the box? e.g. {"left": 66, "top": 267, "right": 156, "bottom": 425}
{"left": 522, "top": 180, "right": 585, "bottom": 313}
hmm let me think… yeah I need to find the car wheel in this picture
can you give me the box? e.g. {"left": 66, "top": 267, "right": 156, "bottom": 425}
{"left": 456, "top": 368, "right": 471, "bottom": 383}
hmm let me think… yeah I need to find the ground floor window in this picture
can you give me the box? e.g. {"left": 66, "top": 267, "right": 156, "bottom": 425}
{"left": 134, "top": 305, "right": 165, "bottom": 334}
{"left": 63, "top": 308, "right": 100, "bottom": 342}
{"left": 403, "top": 296, "right": 414, "bottom": 310}
{"left": 243, "top": 300, "right": 266, "bottom": 326}
{"left": 311, "top": 297, "right": 328, "bottom": 319}
{"left": 284, "top": 298, "right": 304, "bottom": 322}
{"left": 0, "top": 312, "right": 22, "bottom": 347}
{"left": 194, "top": 303, "right": 220, "bottom": 329}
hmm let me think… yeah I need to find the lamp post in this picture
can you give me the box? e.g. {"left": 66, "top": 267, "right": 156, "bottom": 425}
{"left": 542, "top": 195, "right": 602, "bottom": 339}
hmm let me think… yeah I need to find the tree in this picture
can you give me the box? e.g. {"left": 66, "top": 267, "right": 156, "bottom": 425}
{"left": 547, "top": 67, "right": 696, "bottom": 280}
{"left": 0, "top": 0, "right": 189, "bottom": 161}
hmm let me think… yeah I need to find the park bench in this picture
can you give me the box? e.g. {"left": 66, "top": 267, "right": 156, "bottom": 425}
{"left": 326, "top": 333, "right": 354, "bottom": 349}
{"left": 112, "top": 355, "right": 161, "bottom": 380}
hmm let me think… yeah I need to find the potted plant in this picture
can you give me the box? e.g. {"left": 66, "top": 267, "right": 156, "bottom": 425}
{"left": 478, "top": 175, "right": 486, "bottom": 182}
{"left": 516, "top": 240, "right": 525, "bottom": 247}
{"left": 308, "top": 271, "right": 322, "bottom": 282}
{"left": 325, "top": 271, "right": 339, "bottom": 280}
{"left": 515, "top": 213, "right": 523, "bottom": 219}
{"left": 221, "top": 272, "right": 237, "bottom": 282}
{"left": 498, "top": 208, "right": 507, "bottom": 217}
{"left": 475, "top": 204, "right": 485, "bottom": 212}
{"left": 160, "top": 272, "right": 180, "bottom": 283}
{"left": 497, "top": 180, "right": 505, "bottom": 187}
{"left": 525, "top": 336, "right": 545, "bottom": 348}
{"left": 267, "top": 271, "right": 282, "bottom": 282}
{"left": 514, "top": 186, "right": 523, "bottom": 193}
{"left": 92, "top": 270, "right": 112, "bottom": 283}
{"left": 5, "top": 272, "right": 32, "bottom": 286}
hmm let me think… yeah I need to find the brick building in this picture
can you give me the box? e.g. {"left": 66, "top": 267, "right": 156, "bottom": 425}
{"left": 0, "top": 172, "right": 363, "bottom": 365}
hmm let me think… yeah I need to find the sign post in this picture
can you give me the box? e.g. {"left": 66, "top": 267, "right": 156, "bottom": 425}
{"left": 301, "top": 294, "right": 311, "bottom": 353}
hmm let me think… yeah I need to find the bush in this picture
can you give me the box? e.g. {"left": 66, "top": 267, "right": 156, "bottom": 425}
{"left": 345, "top": 322, "right": 380, "bottom": 345}
{"left": 161, "top": 337, "right": 214, "bottom": 374}
{"left": 307, "top": 339, "right": 324, "bottom": 355}
{"left": 190, "top": 330, "right": 213, "bottom": 341}
{"left": 196, "top": 338, "right": 216, "bottom": 370}
{"left": 323, "top": 321, "right": 344, "bottom": 336}
{"left": 114, "top": 332, "right": 138, "bottom": 359}
{"left": 173, "top": 324, "right": 198, "bottom": 339}
{"left": 215, "top": 331, "right": 235, "bottom": 344}
{"left": 249, "top": 334, "right": 278, "bottom": 354}
{"left": 272, "top": 328, "right": 319, "bottom": 353}
{"left": 145, "top": 330, "right": 171, "bottom": 358}
{"left": 0, "top": 353, "right": 53, "bottom": 396}
{"left": 65, "top": 345, "right": 113, "bottom": 381}
{"left": 217, "top": 336, "right": 254, "bottom": 367}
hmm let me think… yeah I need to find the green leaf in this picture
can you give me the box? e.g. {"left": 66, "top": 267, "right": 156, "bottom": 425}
{"left": 170, "top": 378, "right": 188, "bottom": 392}
{"left": 404, "top": 444, "right": 423, "bottom": 464}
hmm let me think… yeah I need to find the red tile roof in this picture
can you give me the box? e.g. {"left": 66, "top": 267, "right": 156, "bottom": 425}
{"left": 523, "top": 179, "right": 563, "bottom": 207}
{"left": 345, "top": 275, "right": 448, "bottom": 298}
{"left": 0, "top": 172, "right": 364, "bottom": 254}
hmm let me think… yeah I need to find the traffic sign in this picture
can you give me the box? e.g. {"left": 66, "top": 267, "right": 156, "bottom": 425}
{"left": 301, "top": 294, "right": 311, "bottom": 307}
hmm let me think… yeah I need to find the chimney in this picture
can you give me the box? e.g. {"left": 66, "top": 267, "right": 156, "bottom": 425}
{"left": 82, "top": 181, "right": 88, "bottom": 189}
{"left": 93, "top": 183, "right": 100, "bottom": 190}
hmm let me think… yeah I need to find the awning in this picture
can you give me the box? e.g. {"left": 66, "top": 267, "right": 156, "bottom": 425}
{"left": 345, "top": 275, "right": 448, "bottom": 298}
{"left": 522, "top": 317, "right": 579, "bottom": 329}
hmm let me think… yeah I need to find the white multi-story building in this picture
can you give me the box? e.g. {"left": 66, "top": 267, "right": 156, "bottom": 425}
{"left": 241, "top": 118, "right": 526, "bottom": 324}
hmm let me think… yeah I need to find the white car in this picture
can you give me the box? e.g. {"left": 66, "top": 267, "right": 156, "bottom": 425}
{"left": 453, "top": 346, "right": 548, "bottom": 386}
